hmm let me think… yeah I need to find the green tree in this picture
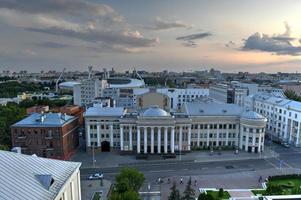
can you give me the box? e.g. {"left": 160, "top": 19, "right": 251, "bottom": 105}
{"left": 218, "top": 188, "right": 224, "bottom": 198}
{"left": 197, "top": 193, "right": 214, "bottom": 200}
{"left": 181, "top": 177, "right": 195, "bottom": 200}
{"left": 116, "top": 167, "right": 145, "bottom": 192}
{"left": 0, "top": 103, "right": 26, "bottom": 147}
{"left": 110, "top": 167, "right": 144, "bottom": 200}
{"left": 168, "top": 182, "right": 181, "bottom": 200}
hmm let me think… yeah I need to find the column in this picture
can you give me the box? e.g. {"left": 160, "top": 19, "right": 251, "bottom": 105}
{"left": 97, "top": 124, "right": 100, "bottom": 147}
{"left": 258, "top": 133, "right": 262, "bottom": 152}
{"left": 157, "top": 127, "right": 161, "bottom": 153}
{"left": 252, "top": 134, "right": 256, "bottom": 153}
{"left": 120, "top": 126, "right": 124, "bottom": 151}
{"left": 245, "top": 131, "right": 249, "bottom": 151}
{"left": 226, "top": 124, "right": 229, "bottom": 146}
{"left": 216, "top": 126, "right": 219, "bottom": 147}
{"left": 129, "top": 126, "right": 133, "bottom": 151}
{"left": 284, "top": 118, "right": 288, "bottom": 140}
{"left": 296, "top": 122, "right": 300, "bottom": 146}
{"left": 151, "top": 127, "right": 154, "bottom": 153}
{"left": 164, "top": 127, "right": 168, "bottom": 153}
{"left": 289, "top": 120, "right": 293, "bottom": 143}
{"left": 206, "top": 125, "right": 210, "bottom": 146}
{"left": 235, "top": 124, "right": 239, "bottom": 147}
{"left": 171, "top": 127, "right": 175, "bottom": 153}
{"left": 239, "top": 126, "right": 243, "bottom": 149}
{"left": 179, "top": 126, "right": 183, "bottom": 151}
{"left": 137, "top": 127, "right": 140, "bottom": 154}
{"left": 144, "top": 127, "right": 147, "bottom": 154}
{"left": 87, "top": 124, "right": 91, "bottom": 147}
{"left": 110, "top": 124, "right": 113, "bottom": 147}
{"left": 197, "top": 125, "right": 200, "bottom": 147}
{"left": 188, "top": 126, "right": 191, "bottom": 151}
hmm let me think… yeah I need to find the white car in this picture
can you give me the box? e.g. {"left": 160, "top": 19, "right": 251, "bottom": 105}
{"left": 89, "top": 173, "right": 104, "bottom": 180}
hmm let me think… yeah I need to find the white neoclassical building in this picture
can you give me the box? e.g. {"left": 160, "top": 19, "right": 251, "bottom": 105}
{"left": 84, "top": 98, "right": 267, "bottom": 154}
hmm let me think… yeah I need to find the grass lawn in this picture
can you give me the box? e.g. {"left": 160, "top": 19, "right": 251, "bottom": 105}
{"left": 251, "top": 189, "right": 266, "bottom": 196}
{"left": 206, "top": 190, "right": 231, "bottom": 199}
{"left": 252, "top": 178, "right": 301, "bottom": 196}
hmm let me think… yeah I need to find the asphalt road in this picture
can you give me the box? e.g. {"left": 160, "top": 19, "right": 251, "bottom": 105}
{"left": 80, "top": 142, "right": 301, "bottom": 184}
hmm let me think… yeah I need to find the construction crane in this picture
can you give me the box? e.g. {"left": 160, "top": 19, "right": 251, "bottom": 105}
{"left": 55, "top": 68, "right": 66, "bottom": 93}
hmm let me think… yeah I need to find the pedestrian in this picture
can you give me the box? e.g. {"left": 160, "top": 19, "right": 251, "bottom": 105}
{"left": 259, "top": 176, "right": 262, "bottom": 183}
{"left": 194, "top": 180, "right": 197, "bottom": 186}
{"left": 167, "top": 178, "right": 170, "bottom": 184}
{"left": 180, "top": 177, "right": 183, "bottom": 184}
{"left": 158, "top": 177, "right": 161, "bottom": 183}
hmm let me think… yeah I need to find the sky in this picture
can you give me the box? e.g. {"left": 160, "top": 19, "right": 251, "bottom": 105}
{"left": 0, "top": 0, "right": 301, "bottom": 73}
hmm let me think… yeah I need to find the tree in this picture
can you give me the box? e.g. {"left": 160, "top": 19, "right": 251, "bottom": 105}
{"left": 168, "top": 182, "right": 181, "bottom": 200}
{"left": 110, "top": 167, "right": 144, "bottom": 200}
{"left": 115, "top": 167, "right": 145, "bottom": 192}
{"left": 218, "top": 188, "right": 224, "bottom": 198}
{"left": 181, "top": 177, "right": 195, "bottom": 200}
{"left": 197, "top": 193, "right": 214, "bottom": 200}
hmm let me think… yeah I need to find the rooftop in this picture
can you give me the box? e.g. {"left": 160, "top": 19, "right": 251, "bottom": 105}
{"left": 185, "top": 102, "right": 243, "bottom": 116}
{"left": 142, "top": 106, "right": 170, "bottom": 117}
{"left": 11, "top": 113, "right": 76, "bottom": 127}
{"left": 85, "top": 106, "right": 125, "bottom": 117}
{"left": 0, "top": 150, "right": 81, "bottom": 200}
{"left": 240, "top": 111, "right": 267, "bottom": 120}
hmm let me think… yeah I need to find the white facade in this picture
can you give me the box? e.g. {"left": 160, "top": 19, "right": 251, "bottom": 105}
{"left": 73, "top": 79, "right": 108, "bottom": 106}
{"left": 245, "top": 94, "right": 301, "bottom": 146}
{"left": 84, "top": 102, "right": 266, "bottom": 154}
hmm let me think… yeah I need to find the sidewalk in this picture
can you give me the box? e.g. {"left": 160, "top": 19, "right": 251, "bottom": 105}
{"left": 70, "top": 145, "right": 278, "bottom": 169}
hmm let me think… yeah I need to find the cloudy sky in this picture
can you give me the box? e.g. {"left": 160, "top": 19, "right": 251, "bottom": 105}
{"left": 0, "top": 0, "right": 301, "bottom": 73}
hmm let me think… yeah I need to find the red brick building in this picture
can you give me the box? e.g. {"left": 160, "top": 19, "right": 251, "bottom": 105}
{"left": 11, "top": 113, "right": 79, "bottom": 160}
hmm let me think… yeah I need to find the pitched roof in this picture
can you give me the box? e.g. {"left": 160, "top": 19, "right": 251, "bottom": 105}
{"left": 0, "top": 150, "right": 81, "bottom": 200}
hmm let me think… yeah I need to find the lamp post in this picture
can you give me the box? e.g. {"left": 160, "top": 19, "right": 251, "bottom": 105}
{"left": 92, "top": 145, "right": 96, "bottom": 168}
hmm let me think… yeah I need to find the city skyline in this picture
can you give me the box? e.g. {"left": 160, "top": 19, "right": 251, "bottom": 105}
{"left": 0, "top": 0, "right": 301, "bottom": 73}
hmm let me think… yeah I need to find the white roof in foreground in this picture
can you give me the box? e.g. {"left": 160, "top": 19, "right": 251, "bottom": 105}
{"left": 185, "top": 102, "right": 243, "bottom": 116}
{"left": 85, "top": 106, "right": 125, "bottom": 117}
{"left": 0, "top": 150, "right": 81, "bottom": 200}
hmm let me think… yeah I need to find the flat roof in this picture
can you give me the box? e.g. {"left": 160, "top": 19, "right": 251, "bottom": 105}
{"left": 184, "top": 102, "right": 243, "bottom": 116}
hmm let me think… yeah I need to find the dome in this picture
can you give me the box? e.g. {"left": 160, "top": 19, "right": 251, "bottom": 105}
{"left": 142, "top": 106, "right": 170, "bottom": 117}
{"left": 240, "top": 111, "right": 266, "bottom": 121}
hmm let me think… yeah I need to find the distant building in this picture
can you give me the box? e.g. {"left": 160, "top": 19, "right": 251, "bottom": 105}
{"left": 26, "top": 105, "right": 49, "bottom": 115}
{"left": 11, "top": 113, "right": 79, "bottom": 159}
{"left": 281, "top": 83, "right": 301, "bottom": 96}
{"left": 0, "top": 150, "right": 81, "bottom": 200}
{"left": 244, "top": 93, "right": 301, "bottom": 147}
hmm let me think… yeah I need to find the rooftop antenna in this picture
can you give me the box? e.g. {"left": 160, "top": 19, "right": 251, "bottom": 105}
{"left": 55, "top": 68, "right": 66, "bottom": 93}
{"left": 88, "top": 66, "right": 93, "bottom": 79}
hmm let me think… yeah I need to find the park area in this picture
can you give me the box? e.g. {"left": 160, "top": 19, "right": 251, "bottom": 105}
{"left": 252, "top": 174, "right": 301, "bottom": 196}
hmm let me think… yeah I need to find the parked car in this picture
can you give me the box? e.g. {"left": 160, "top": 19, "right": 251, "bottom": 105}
{"left": 89, "top": 173, "right": 104, "bottom": 180}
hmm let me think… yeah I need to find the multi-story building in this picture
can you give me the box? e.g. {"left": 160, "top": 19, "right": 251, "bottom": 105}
{"left": 11, "top": 113, "right": 79, "bottom": 159}
{"left": 84, "top": 96, "right": 267, "bottom": 154}
{"left": 245, "top": 93, "right": 301, "bottom": 146}
{"left": 0, "top": 150, "right": 81, "bottom": 200}
{"left": 73, "top": 78, "right": 107, "bottom": 106}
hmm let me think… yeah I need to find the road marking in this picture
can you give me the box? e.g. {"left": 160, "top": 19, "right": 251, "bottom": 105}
{"left": 148, "top": 169, "right": 175, "bottom": 173}
{"left": 183, "top": 169, "right": 189, "bottom": 171}
{"left": 264, "top": 158, "right": 279, "bottom": 169}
